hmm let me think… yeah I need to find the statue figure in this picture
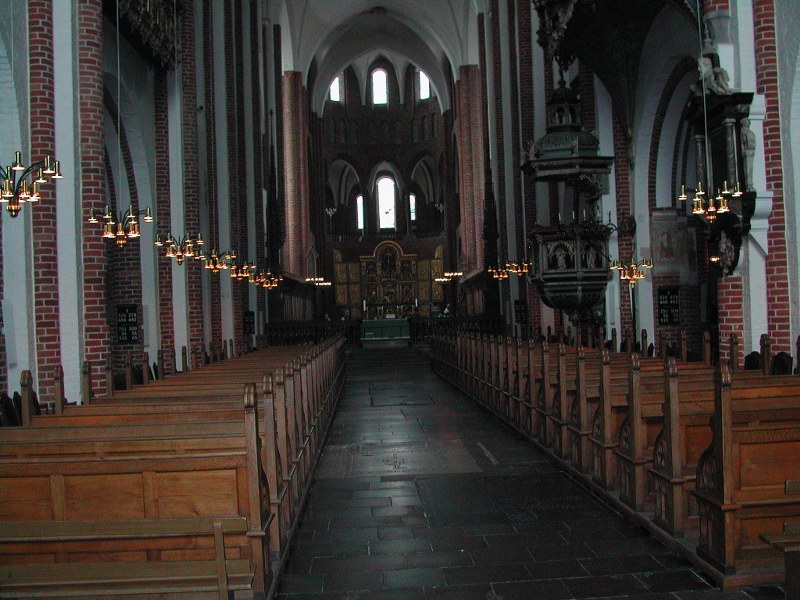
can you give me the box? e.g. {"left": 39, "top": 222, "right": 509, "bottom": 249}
{"left": 718, "top": 231, "right": 735, "bottom": 276}
{"left": 690, "top": 55, "right": 731, "bottom": 96}
{"left": 740, "top": 118, "right": 756, "bottom": 192}
{"left": 583, "top": 244, "right": 598, "bottom": 269}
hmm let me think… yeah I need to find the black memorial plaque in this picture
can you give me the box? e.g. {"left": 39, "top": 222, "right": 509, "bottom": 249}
{"left": 117, "top": 304, "right": 139, "bottom": 342}
{"left": 244, "top": 311, "right": 255, "bottom": 335}
{"left": 657, "top": 287, "right": 680, "bottom": 326}
{"left": 514, "top": 299, "right": 529, "bottom": 325}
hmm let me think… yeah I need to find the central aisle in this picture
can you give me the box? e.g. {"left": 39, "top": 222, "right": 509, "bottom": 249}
{"left": 277, "top": 345, "right": 775, "bottom": 599}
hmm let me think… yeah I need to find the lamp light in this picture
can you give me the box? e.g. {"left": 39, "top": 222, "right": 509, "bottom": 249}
{"left": 610, "top": 257, "right": 653, "bottom": 287}
{"left": 0, "top": 153, "right": 63, "bottom": 217}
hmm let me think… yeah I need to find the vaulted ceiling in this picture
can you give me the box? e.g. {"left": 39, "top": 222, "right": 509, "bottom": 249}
{"left": 275, "top": 0, "right": 483, "bottom": 113}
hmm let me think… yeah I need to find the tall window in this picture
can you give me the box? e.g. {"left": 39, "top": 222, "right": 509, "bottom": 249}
{"left": 372, "top": 69, "right": 388, "bottom": 105}
{"left": 329, "top": 76, "right": 341, "bottom": 102}
{"left": 377, "top": 177, "right": 395, "bottom": 229}
{"left": 409, "top": 193, "right": 417, "bottom": 222}
{"left": 419, "top": 71, "right": 430, "bottom": 100}
{"left": 356, "top": 195, "right": 364, "bottom": 230}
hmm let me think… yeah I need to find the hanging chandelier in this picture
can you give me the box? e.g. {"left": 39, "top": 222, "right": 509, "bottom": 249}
{"left": 88, "top": 204, "right": 154, "bottom": 246}
{"left": 678, "top": 179, "right": 739, "bottom": 224}
{"left": 610, "top": 257, "right": 653, "bottom": 287}
{"left": 251, "top": 269, "right": 282, "bottom": 289}
{"left": 305, "top": 276, "right": 332, "bottom": 287}
{"left": 1, "top": 153, "right": 63, "bottom": 218}
{"left": 436, "top": 271, "right": 463, "bottom": 283}
{"left": 197, "top": 248, "right": 237, "bottom": 274}
{"left": 230, "top": 261, "right": 256, "bottom": 281}
{"left": 154, "top": 231, "right": 204, "bottom": 264}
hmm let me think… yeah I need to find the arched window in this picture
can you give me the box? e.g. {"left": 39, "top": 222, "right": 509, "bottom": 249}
{"left": 409, "top": 193, "right": 417, "bottom": 222}
{"left": 356, "top": 195, "right": 364, "bottom": 231}
{"left": 329, "top": 76, "right": 341, "bottom": 102}
{"left": 377, "top": 177, "right": 395, "bottom": 229}
{"left": 419, "top": 71, "right": 430, "bottom": 100}
{"left": 372, "top": 69, "right": 388, "bottom": 105}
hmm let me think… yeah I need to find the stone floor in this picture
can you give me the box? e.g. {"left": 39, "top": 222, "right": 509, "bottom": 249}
{"left": 277, "top": 344, "right": 785, "bottom": 600}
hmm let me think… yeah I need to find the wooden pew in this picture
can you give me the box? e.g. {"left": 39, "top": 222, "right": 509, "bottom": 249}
{"left": 760, "top": 523, "right": 799, "bottom": 600}
{"left": 692, "top": 364, "right": 800, "bottom": 583}
{"left": 0, "top": 385, "right": 269, "bottom": 597}
{"left": 0, "top": 518, "right": 252, "bottom": 600}
{"left": 0, "top": 334, "right": 347, "bottom": 597}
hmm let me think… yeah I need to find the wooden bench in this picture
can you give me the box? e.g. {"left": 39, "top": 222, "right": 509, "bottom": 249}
{"left": 0, "top": 334, "right": 347, "bottom": 597}
{"left": 692, "top": 364, "right": 800, "bottom": 582}
{"left": 650, "top": 361, "right": 800, "bottom": 541}
{"left": 0, "top": 517, "right": 252, "bottom": 599}
{"left": 759, "top": 523, "right": 799, "bottom": 600}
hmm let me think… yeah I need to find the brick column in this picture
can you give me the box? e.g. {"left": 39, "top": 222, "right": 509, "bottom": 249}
{"left": 282, "top": 71, "right": 311, "bottom": 279}
{"left": 753, "top": 0, "right": 790, "bottom": 352}
{"left": 29, "top": 0, "right": 61, "bottom": 403}
{"left": 154, "top": 72, "right": 174, "bottom": 373}
{"left": 613, "top": 114, "right": 634, "bottom": 341}
{"left": 203, "top": 0, "right": 221, "bottom": 349}
{"left": 249, "top": 1, "right": 265, "bottom": 335}
{"left": 454, "top": 66, "right": 487, "bottom": 274}
{"left": 717, "top": 275, "right": 744, "bottom": 367}
{"left": 182, "top": 0, "right": 204, "bottom": 355}
{"left": 227, "top": 0, "right": 243, "bottom": 346}
{"left": 78, "top": 0, "right": 110, "bottom": 398}
{"left": 518, "top": 2, "right": 542, "bottom": 335}
{"left": 489, "top": 0, "right": 509, "bottom": 315}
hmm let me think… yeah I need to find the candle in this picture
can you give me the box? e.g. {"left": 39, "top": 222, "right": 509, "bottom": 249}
{"left": 362, "top": 300, "right": 366, "bottom": 311}
{"left": 415, "top": 298, "right": 418, "bottom": 308}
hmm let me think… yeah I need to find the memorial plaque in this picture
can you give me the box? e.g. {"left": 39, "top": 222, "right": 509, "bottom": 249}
{"left": 243, "top": 311, "right": 255, "bottom": 335}
{"left": 117, "top": 304, "right": 139, "bottom": 343}
{"left": 514, "top": 300, "right": 528, "bottom": 325}
{"left": 657, "top": 286, "right": 680, "bottom": 325}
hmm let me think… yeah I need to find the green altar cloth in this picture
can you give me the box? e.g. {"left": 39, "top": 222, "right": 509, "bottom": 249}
{"left": 360, "top": 319, "right": 410, "bottom": 341}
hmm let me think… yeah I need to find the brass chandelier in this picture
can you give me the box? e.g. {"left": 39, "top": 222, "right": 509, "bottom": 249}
{"left": 610, "top": 257, "right": 653, "bottom": 287}
{"left": 436, "top": 271, "right": 463, "bottom": 283}
{"left": 154, "top": 231, "right": 204, "bottom": 264}
{"left": 250, "top": 269, "right": 282, "bottom": 289}
{"left": 1, "top": 152, "right": 63, "bottom": 217}
{"left": 88, "top": 204, "right": 154, "bottom": 246}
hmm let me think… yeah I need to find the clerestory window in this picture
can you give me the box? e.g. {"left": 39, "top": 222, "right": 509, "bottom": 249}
{"left": 329, "top": 76, "right": 341, "bottom": 102}
{"left": 356, "top": 195, "right": 364, "bottom": 230}
{"left": 377, "top": 177, "right": 395, "bottom": 229}
{"left": 419, "top": 71, "right": 430, "bottom": 100}
{"left": 372, "top": 69, "right": 388, "bottom": 105}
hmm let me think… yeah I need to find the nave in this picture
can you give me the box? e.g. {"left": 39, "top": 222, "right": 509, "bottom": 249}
{"left": 277, "top": 345, "right": 782, "bottom": 600}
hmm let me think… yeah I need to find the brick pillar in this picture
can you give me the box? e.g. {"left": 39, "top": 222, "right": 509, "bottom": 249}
{"left": 249, "top": 0, "right": 265, "bottom": 335}
{"left": 717, "top": 275, "right": 744, "bottom": 367}
{"left": 753, "top": 0, "right": 790, "bottom": 352}
{"left": 29, "top": 0, "right": 61, "bottom": 403}
{"left": 518, "top": 2, "right": 542, "bottom": 335}
{"left": 154, "top": 72, "right": 174, "bottom": 373}
{"left": 203, "top": 0, "right": 221, "bottom": 349}
{"left": 182, "top": 0, "right": 204, "bottom": 355}
{"left": 227, "top": 0, "right": 243, "bottom": 347}
{"left": 613, "top": 115, "right": 634, "bottom": 341}
{"left": 454, "top": 66, "right": 487, "bottom": 274}
{"left": 78, "top": 0, "right": 110, "bottom": 398}
{"left": 489, "top": 0, "right": 509, "bottom": 315}
{"left": 282, "top": 71, "right": 311, "bottom": 279}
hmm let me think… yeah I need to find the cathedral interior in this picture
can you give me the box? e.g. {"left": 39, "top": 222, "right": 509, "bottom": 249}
{"left": 0, "top": 0, "right": 799, "bottom": 598}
